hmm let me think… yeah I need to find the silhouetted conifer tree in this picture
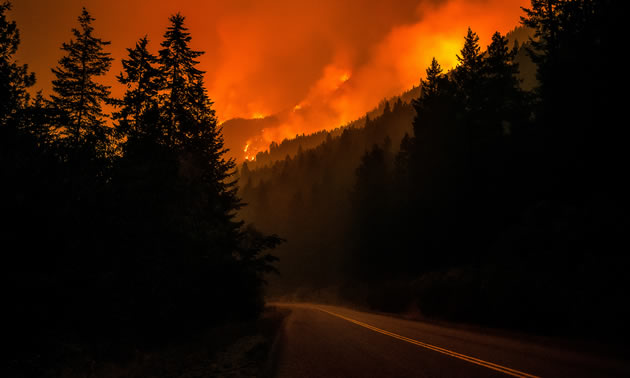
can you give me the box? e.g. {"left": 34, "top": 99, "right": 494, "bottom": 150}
{"left": 411, "top": 57, "right": 457, "bottom": 153}
{"left": 115, "top": 36, "right": 161, "bottom": 141}
{"left": 520, "top": 0, "right": 563, "bottom": 97}
{"left": 453, "top": 28, "right": 483, "bottom": 113}
{"left": 50, "top": 8, "right": 113, "bottom": 154}
{"left": 158, "top": 13, "right": 204, "bottom": 147}
{"left": 482, "top": 31, "right": 526, "bottom": 139}
{"left": 0, "top": 1, "right": 35, "bottom": 129}
{"left": 143, "top": 13, "right": 281, "bottom": 319}
{"left": 521, "top": 0, "right": 623, "bottom": 193}
{"left": 420, "top": 57, "right": 442, "bottom": 98}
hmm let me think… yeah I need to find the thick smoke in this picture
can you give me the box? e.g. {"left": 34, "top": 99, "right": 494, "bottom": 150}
{"left": 14, "top": 0, "right": 529, "bottom": 161}
{"left": 217, "top": 0, "right": 528, "bottom": 160}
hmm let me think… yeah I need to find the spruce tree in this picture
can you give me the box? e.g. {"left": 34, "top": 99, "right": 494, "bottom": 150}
{"left": 520, "top": 0, "right": 563, "bottom": 94}
{"left": 452, "top": 27, "right": 485, "bottom": 189}
{"left": 484, "top": 32, "right": 519, "bottom": 92}
{"left": 50, "top": 7, "right": 113, "bottom": 151}
{"left": 157, "top": 14, "right": 237, "bottom": 221}
{"left": 483, "top": 31, "right": 525, "bottom": 137}
{"left": 158, "top": 13, "right": 204, "bottom": 147}
{"left": 408, "top": 56, "right": 459, "bottom": 209}
{"left": 0, "top": 1, "right": 35, "bottom": 128}
{"left": 520, "top": 0, "right": 621, "bottom": 186}
{"left": 412, "top": 57, "right": 449, "bottom": 143}
{"left": 420, "top": 57, "right": 443, "bottom": 99}
{"left": 115, "top": 36, "right": 161, "bottom": 141}
{"left": 153, "top": 14, "right": 279, "bottom": 316}
{"left": 453, "top": 28, "right": 483, "bottom": 112}
{"left": 412, "top": 57, "right": 454, "bottom": 139}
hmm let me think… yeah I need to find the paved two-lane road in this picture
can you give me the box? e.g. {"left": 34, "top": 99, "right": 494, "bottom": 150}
{"left": 272, "top": 303, "right": 630, "bottom": 377}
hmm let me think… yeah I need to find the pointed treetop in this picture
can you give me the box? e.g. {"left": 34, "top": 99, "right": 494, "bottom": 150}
{"left": 457, "top": 27, "right": 481, "bottom": 69}
{"left": 453, "top": 27, "right": 484, "bottom": 98}
{"left": 79, "top": 7, "right": 94, "bottom": 26}
{"left": 421, "top": 57, "right": 443, "bottom": 98}
{"left": 484, "top": 31, "right": 521, "bottom": 101}
{"left": 158, "top": 12, "right": 206, "bottom": 102}
{"left": 115, "top": 35, "right": 162, "bottom": 140}
{"left": 488, "top": 32, "right": 511, "bottom": 57}
{"left": 485, "top": 31, "right": 517, "bottom": 72}
{"left": 50, "top": 7, "right": 113, "bottom": 145}
{"left": 159, "top": 12, "right": 204, "bottom": 73}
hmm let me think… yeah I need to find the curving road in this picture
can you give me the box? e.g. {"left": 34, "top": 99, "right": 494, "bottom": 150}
{"left": 271, "top": 303, "right": 630, "bottom": 378}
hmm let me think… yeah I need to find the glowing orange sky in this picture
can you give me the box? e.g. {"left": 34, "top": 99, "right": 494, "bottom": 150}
{"left": 13, "top": 0, "right": 529, "bottom": 161}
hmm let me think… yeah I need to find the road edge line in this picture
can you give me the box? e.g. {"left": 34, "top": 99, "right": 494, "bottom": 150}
{"left": 316, "top": 306, "right": 541, "bottom": 378}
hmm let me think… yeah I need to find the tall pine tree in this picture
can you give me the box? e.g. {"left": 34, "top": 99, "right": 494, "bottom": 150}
{"left": 482, "top": 31, "right": 525, "bottom": 138}
{"left": 158, "top": 13, "right": 205, "bottom": 148}
{"left": 115, "top": 36, "right": 161, "bottom": 142}
{"left": 50, "top": 8, "right": 113, "bottom": 153}
{"left": 157, "top": 14, "right": 237, "bottom": 226}
{"left": 521, "top": 0, "right": 623, "bottom": 193}
{"left": 419, "top": 57, "right": 443, "bottom": 99}
{"left": 152, "top": 14, "right": 279, "bottom": 317}
{"left": 520, "top": 0, "right": 563, "bottom": 99}
{"left": 0, "top": 1, "right": 35, "bottom": 129}
{"left": 453, "top": 28, "right": 483, "bottom": 114}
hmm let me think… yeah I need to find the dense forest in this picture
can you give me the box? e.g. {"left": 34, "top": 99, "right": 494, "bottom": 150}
{"left": 2, "top": 1, "right": 628, "bottom": 374}
{"left": 221, "top": 90, "right": 417, "bottom": 168}
{"left": 1, "top": 2, "right": 281, "bottom": 373}
{"left": 241, "top": 0, "right": 628, "bottom": 342}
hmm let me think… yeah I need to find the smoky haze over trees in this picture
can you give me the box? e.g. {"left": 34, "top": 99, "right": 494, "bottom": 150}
{"left": 1, "top": 0, "right": 628, "bottom": 374}
{"left": 1, "top": 3, "right": 281, "bottom": 371}
{"left": 240, "top": 0, "right": 628, "bottom": 342}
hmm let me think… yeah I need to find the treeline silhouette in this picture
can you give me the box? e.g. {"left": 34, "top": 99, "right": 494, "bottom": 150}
{"left": 248, "top": 101, "right": 413, "bottom": 169}
{"left": 1, "top": 2, "right": 280, "bottom": 369}
{"left": 228, "top": 88, "right": 421, "bottom": 170}
{"left": 252, "top": 128, "right": 346, "bottom": 168}
{"left": 236, "top": 26, "right": 534, "bottom": 170}
{"left": 242, "top": 0, "right": 627, "bottom": 342}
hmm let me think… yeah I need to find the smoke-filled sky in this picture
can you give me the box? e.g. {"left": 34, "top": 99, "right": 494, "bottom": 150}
{"left": 13, "top": 0, "right": 529, "bottom": 160}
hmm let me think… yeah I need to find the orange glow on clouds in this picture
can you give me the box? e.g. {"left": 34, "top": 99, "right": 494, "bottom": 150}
{"left": 13, "top": 0, "right": 529, "bottom": 162}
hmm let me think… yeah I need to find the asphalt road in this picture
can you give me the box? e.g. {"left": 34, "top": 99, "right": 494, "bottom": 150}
{"left": 272, "top": 303, "right": 630, "bottom": 378}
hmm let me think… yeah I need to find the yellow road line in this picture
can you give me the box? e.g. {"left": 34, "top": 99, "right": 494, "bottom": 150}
{"left": 316, "top": 307, "right": 541, "bottom": 378}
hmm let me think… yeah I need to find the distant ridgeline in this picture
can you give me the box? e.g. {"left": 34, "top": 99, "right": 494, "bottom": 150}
{"left": 240, "top": 26, "right": 535, "bottom": 172}
{"left": 241, "top": 85, "right": 421, "bottom": 170}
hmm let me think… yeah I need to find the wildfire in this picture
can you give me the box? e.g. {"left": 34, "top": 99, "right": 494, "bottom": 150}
{"left": 211, "top": 0, "right": 529, "bottom": 165}
{"left": 243, "top": 142, "right": 256, "bottom": 161}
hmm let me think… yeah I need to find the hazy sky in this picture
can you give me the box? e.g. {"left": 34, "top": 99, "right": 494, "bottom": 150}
{"left": 12, "top": 0, "right": 529, "bottom": 158}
